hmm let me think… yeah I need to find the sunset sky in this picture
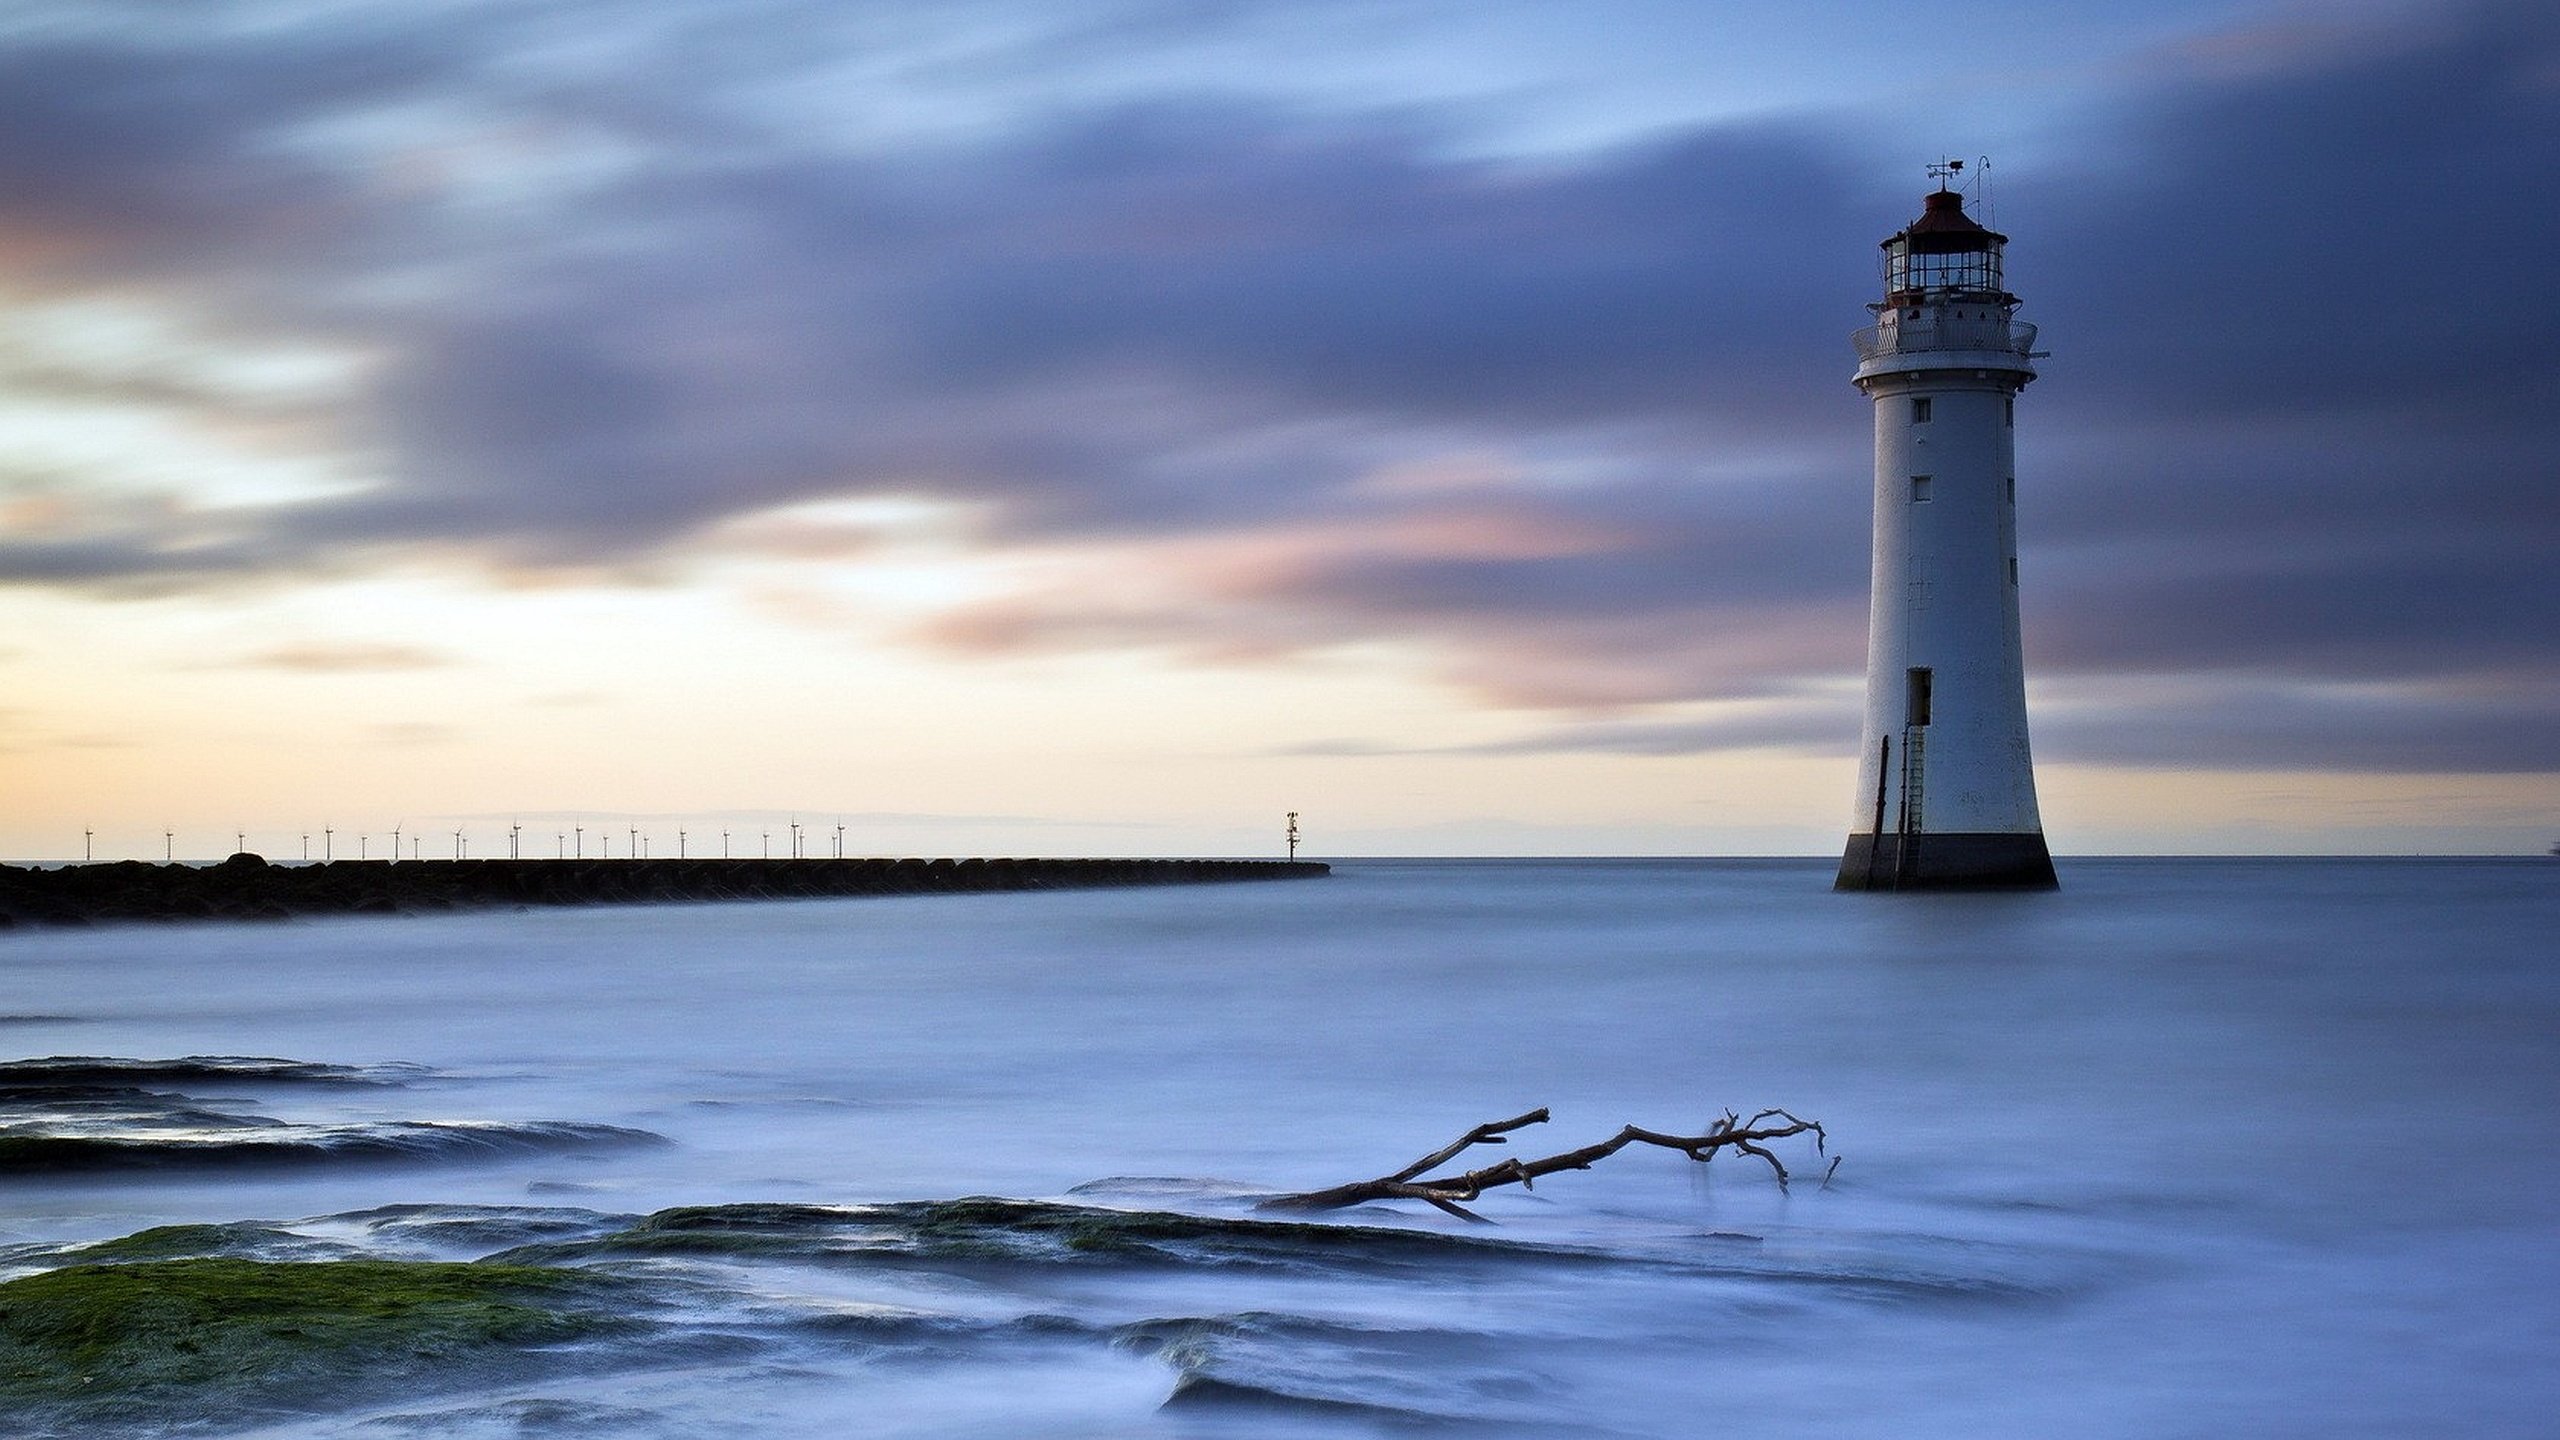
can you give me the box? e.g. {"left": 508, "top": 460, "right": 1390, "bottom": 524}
{"left": 2, "top": 0, "right": 2552, "bottom": 860}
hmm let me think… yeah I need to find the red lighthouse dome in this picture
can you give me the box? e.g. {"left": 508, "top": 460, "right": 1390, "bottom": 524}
{"left": 1882, "top": 188, "right": 2012, "bottom": 306}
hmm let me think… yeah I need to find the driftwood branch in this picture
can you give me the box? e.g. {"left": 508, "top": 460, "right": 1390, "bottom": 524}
{"left": 1260, "top": 1108, "right": 1832, "bottom": 1222}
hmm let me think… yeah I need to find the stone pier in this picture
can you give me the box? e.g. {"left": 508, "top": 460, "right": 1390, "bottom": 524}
{"left": 0, "top": 855, "right": 1330, "bottom": 929}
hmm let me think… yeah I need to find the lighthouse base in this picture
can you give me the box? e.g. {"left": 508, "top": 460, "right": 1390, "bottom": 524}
{"left": 1834, "top": 832, "right": 2057, "bottom": 892}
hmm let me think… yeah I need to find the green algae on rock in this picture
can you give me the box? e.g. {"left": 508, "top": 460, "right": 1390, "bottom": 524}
{"left": 0, "top": 1257, "right": 638, "bottom": 1432}
{"left": 490, "top": 1196, "right": 1570, "bottom": 1273}
{"left": 62, "top": 1221, "right": 356, "bottom": 1265}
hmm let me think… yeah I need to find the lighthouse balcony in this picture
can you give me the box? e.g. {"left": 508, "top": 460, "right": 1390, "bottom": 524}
{"left": 1852, "top": 316, "right": 2036, "bottom": 362}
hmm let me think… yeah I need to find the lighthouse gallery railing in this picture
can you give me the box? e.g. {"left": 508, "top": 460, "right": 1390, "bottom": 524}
{"left": 1852, "top": 317, "right": 2037, "bottom": 361}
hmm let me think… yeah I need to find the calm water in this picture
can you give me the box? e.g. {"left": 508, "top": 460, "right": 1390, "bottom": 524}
{"left": 3, "top": 858, "right": 2554, "bottom": 1436}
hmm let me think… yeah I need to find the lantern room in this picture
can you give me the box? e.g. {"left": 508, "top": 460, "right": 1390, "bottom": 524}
{"left": 1881, "top": 188, "right": 2011, "bottom": 306}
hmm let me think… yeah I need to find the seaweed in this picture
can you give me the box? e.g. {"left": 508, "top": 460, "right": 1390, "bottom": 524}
{"left": 66, "top": 1222, "right": 352, "bottom": 1265}
{"left": 0, "top": 1257, "right": 641, "bottom": 1432}
{"left": 492, "top": 1196, "right": 1578, "bottom": 1274}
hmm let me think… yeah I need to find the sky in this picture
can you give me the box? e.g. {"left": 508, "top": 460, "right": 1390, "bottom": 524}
{"left": 1, "top": 0, "right": 2553, "bottom": 860}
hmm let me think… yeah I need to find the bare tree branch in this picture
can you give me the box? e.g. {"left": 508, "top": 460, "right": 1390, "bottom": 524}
{"left": 1381, "top": 1107, "right": 1549, "bottom": 1184}
{"left": 1260, "top": 1108, "right": 1830, "bottom": 1222}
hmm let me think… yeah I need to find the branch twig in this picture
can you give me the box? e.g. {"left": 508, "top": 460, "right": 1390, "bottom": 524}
{"left": 1260, "top": 1108, "right": 1830, "bottom": 1223}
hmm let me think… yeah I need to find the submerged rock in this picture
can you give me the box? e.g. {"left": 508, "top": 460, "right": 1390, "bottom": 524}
{"left": 491, "top": 1195, "right": 1570, "bottom": 1273}
{"left": 0, "top": 1055, "right": 664, "bottom": 1176}
{"left": 0, "top": 1257, "right": 644, "bottom": 1434}
{"left": 62, "top": 1222, "right": 356, "bottom": 1266}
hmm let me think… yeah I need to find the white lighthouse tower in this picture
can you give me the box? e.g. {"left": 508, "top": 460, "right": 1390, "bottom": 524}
{"left": 1836, "top": 167, "right": 2057, "bottom": 890}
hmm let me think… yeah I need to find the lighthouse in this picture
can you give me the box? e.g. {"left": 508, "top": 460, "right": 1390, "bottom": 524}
{"left": 1835, "top": 169, "right": 2057, "bottom": 890}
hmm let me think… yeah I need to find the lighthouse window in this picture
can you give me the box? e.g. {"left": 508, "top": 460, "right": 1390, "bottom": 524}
{"left": 1911, "top": 397, "right": 1932, "bottom": 424}
{"left": 1886, "top": 244, "right": 2003, "bottom": 298}
{"left": 2008, "top": 556, "right": 2019, "bottom": 586}
{"left": 2004, "top": 398, "right": 2014, "bottom": 426}
{"left": 2005, "top": 476, "right": 2016, "bottom": 503}
{"left": 1910, "top": 474, "right": 1933, "bottom": 503}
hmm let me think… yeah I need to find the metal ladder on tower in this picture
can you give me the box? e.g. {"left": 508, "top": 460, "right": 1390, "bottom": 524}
{"left": 1895, "top": 725, "right": 1927, "bottom": 884}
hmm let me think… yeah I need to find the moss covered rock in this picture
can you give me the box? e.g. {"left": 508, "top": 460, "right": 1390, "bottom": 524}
{"left": 64, "top": 1221, "right": 351, "bottom": 1265}
{"left": 0, "top": 1257, "right": 636, "bottom": 1432}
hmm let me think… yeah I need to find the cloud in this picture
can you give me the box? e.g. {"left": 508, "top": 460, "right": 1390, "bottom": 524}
{"left": 0, "top": 515, "right": 290, "bottom": 593}
{"left": 365, "top": 722, "right": 459, "bottom": 746}
{"left": 0, "top": 5, "right": 1872, "bottom": 574}
{"left": 1311, "top": 674, "right": 2560, "bottom": 777}
{"left": 215, "top": 642, "right": 457, "bottom": 673}
{"left": 1280, "top": 701, "right": 1855, "bottom": 760}
{"left": 0, "top": 0, "right": 2551, "bottom": 776}
{"left": 2035, "top": 675, "right": 2560, "bottom": 775}
{"left": 2006, "top": 0, "right": 2559, "bottom": 704}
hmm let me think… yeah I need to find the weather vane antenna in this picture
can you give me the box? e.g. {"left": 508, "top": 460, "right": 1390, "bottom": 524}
{"left": 1925, "top": 156, "right": 1993, "bottom": 224}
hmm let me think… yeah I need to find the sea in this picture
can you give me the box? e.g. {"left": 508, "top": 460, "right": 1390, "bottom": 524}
{"left": 3, "top": 857, "right": 2554, "bottom": 1437}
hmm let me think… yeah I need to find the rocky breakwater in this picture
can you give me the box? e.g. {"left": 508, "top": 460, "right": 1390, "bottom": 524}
{"left": 0, "top": 854, "right": 1329, "bottom": 928}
